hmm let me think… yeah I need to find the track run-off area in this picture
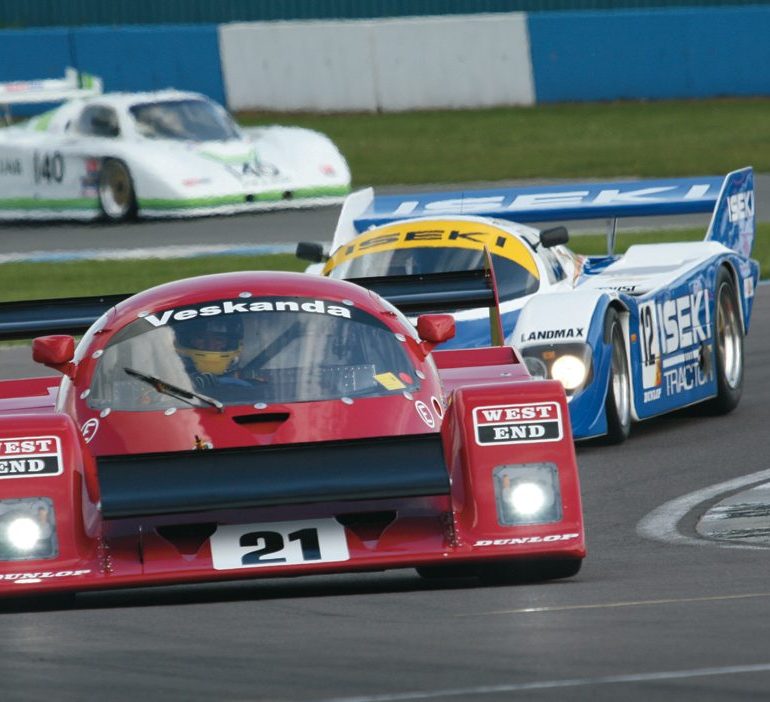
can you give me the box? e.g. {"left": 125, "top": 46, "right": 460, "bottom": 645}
{"left": 0, "top": 200, "right": 769, "bottom": 702}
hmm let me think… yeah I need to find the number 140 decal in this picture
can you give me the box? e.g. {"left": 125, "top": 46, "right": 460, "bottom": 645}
{"left": 210, "top": 518, "right": 350, "bottom": 571}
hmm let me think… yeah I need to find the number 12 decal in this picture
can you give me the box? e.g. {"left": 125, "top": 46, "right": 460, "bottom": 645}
{"left": 210, "top": 518, "right": 349, "bottom": 571}
{"left": 638, "top": 301, "right": 662, "bottom": 390}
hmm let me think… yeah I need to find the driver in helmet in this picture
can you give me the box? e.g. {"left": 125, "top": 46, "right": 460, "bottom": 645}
{"left": 174, "top": 316, "right": 250, "bottom": 391}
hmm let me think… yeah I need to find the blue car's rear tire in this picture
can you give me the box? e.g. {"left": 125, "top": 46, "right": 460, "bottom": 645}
{"left": 704, "top": 267, "right": 744, "bottom": 414}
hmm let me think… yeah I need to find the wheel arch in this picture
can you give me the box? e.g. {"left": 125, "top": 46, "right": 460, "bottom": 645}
{"left": 717, "top": 258, "right": 746, "bottom": 335}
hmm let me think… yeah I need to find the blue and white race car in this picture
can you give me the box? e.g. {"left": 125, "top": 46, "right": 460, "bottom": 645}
{"left": 300, "top": 168, "right": 758, "bottom": 443}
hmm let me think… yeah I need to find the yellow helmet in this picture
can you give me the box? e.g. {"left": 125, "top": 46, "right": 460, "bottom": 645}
{"left": 175, "top": 316, "right": 243, "bottom": 375}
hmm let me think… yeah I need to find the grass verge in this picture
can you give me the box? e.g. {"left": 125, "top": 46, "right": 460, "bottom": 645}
{"left": 239, "top": 99, "right": 770, "bottom": 186}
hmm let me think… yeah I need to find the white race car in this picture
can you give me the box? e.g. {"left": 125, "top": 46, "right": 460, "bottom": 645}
{"left": 0, "top": 69, "right": 351, "bottom": 221}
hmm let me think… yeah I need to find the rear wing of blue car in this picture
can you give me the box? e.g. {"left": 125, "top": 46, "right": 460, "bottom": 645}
{"left": 338, "top": 167, "right": 755, "bottom": 258}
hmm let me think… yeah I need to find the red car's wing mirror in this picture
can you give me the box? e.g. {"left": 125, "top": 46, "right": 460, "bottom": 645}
{"left": 416, "top": 314, "right": 455, "bottom": 353}
{"left": 32, "top": 335, "right": 76, "bottom": 377}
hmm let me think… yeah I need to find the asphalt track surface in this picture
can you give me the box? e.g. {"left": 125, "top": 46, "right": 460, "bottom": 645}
{"left": 1, "top": 190, "right": 770, "bottom": 701}
{"left": 0, "top": 294, "right": 767, "bottom": 702}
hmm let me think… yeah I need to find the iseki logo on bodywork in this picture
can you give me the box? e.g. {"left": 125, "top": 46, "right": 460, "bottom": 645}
{"left": 473, "top": 402, "right": 562, "bottom": 445}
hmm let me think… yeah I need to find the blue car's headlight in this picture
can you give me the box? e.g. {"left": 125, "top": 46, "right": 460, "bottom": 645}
{"left": 493, "top": 463, "right": 562, "bottom": 526}
{"left": 0, "top": 498, "right": 58, "bottom": 561}
{"left": 522, "top": 343, "right": 593, "bottom": 398}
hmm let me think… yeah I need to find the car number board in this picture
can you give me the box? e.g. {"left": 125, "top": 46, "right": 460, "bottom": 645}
{"left": 210, "top": 518, "right": 350, "bottom": 570}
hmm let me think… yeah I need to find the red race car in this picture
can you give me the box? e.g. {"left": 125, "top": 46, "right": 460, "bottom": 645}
{"left": 0, "top": 270, "right": 584, "bottom": 596}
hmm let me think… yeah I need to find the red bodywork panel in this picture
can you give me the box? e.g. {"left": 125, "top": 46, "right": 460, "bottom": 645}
{"left": 0, "top": 272, "right": 584, "bottom": 596}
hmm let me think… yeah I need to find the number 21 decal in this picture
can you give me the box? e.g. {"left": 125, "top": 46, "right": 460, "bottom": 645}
{"left": 210, "top": 518, "right": 349, "bottom": 571}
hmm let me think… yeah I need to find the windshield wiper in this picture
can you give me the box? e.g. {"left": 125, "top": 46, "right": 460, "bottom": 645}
{"left": 124, "top": 367, "right": 224, "bottom": 413}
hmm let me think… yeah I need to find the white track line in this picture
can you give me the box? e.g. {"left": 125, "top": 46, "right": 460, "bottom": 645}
{"left": 315, "top": 663, "right": 770, "bottom": 701}
{"left": 637, "top": 468, "right": 770, "bottom": 548}
{"left": 454, "top": 591, "right": 770, "bottom": 617}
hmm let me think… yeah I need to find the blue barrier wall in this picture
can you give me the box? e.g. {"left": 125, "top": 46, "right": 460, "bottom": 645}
{"left": 3, "top": 8, "right": 770, "bottom": 110}
{"left": 72, "top": 25, "right": 226, "bottom": 105}
{"left": 529, "top": 6, "right": 770, "bottom": 102}
{"left": 0, "top": 0, "right": 761, "bottom": 27}
{"left": 0, "top": 25, "right": 226, "bottom": 108}
{"left": 0, "top": 29, "right": 73, "bottom": 82}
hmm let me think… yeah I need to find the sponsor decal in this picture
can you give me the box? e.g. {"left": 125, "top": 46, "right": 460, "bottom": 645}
{"left": 182, "top": 177, "right": 212, "bottom": 187}
{"left": 392, "top": 184, "right": 713, "bottom": 217}
{"left": 640, "top": 289, "right": 714, "bottom": 398}
{"left": 727, "top": 190, "right": 754, "bottom": 223}
{"left": 210, "top": 518, "right": 349, "bottom": 571}
{"left": 140, "top": 298, "right": 351, "bottom": 328}
{"left": 473, "top": 402, "right": 562, "bottom": 445}
{"left": 80, "top": 158, "right": 99, "bottom": 197}
{"left": 659, "top": 291, "right": 710, "bottom": 354}
{"left": 415, "top": 400, "right": 435, "bottom": 428}
{"left": 374, "top": 372, "right": 406, "bottom": 391}
{"left": 323, "top": 220, "right": 540, "bottom": 278}
{"left": 521, "top": 327, "right": 584, "bottom": 343}
{"left": 598, "top": 284, "right": 638, "bottom": 293}
{"left": 663, "top": 355, "right": 713, "bottom": 396}
{"left": 643, "top": 388, "right": 662, "bottom": 402}
{"left": 0, "top": 158, "right": 21, "bottom": 176}
{"left": 81, "top": 418, "right": 99, "bottom": 443}
{"left": 0, "top": 569, "right": 91, "bottom": 583}
{"left": 744, "top": 276, "right": 754, "bottom": 299}
{"left": 0, "top": 436, "right": 61, "bottom": 479}
{"left": 474, "top": 533, "right": 580, "bottom": 546}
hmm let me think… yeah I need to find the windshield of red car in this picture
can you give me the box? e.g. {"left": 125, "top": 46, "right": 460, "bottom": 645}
{"left": 327, "top": 247, "right": 539, "bottom": 302}
{"left": 87, "top": 297, "right": 421, "bottom": 411}
{"left": 129, "top": 99, "right": 240, "bottom": 141}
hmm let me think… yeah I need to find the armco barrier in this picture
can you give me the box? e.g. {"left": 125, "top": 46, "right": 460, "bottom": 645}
{"left": 220, "top": 14, "right": 535, "bottom": 112}
{"left": 529, "top": 6, "right": 770, "bottom": 102}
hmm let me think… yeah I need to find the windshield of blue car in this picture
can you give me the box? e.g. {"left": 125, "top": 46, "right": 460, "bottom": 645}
{"left": 87, "top": 297, "right": 421, "bottom": 411}
{"left": 130, "top": 99, "right": 240, "bottom": 141}
{"left": 327, "top": 248, "right": 539, "bottom": 302}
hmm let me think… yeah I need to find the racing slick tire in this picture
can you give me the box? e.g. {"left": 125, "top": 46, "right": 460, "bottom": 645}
{"left": 476, "top": 557, "right": 582, "bottom": 585}
{"left": 98, "top": 159, "right": 138, "bottom": 222}
{"left": 703, "top": 267, "right": 744, "bottom": 414}
{"left": 602, "top": 309, "right": 631, "bottom": 444}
